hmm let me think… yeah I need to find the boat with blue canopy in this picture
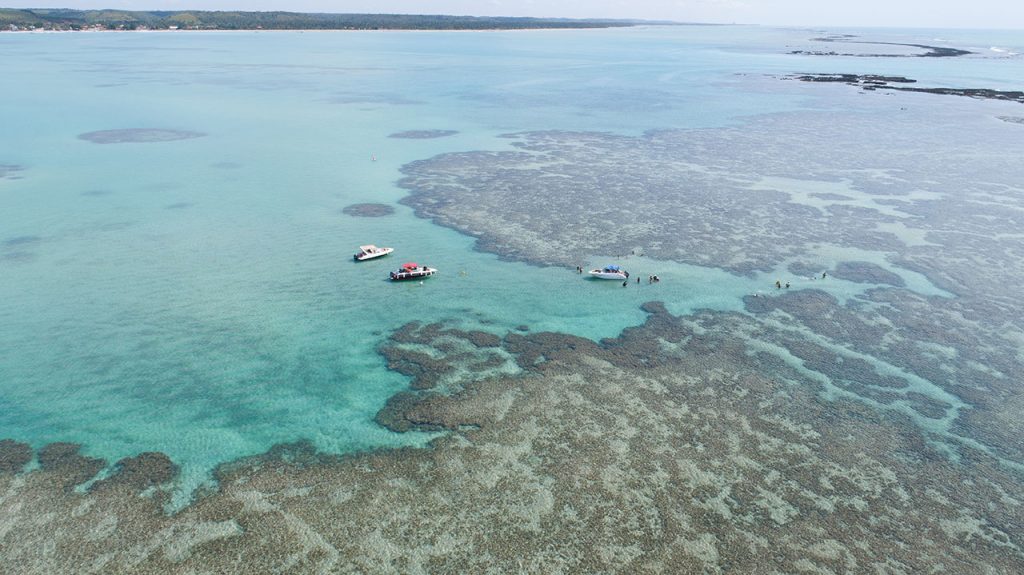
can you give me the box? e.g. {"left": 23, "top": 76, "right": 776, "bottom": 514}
{"left": 588, "top": 265, "right": 629, "bottom": 280}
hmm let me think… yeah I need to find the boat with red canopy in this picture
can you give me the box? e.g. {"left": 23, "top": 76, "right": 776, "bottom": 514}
{"left": 390, "top": 262, "right": 437, "bottom": 281}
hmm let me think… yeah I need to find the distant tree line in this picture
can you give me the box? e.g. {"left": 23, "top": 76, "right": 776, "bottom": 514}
{"left": 0, "top": 9, "right": 654, "bottom": 31}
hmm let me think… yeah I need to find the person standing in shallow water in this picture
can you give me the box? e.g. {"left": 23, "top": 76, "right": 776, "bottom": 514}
{"left": 775, "top": 280, "right": 782, "bottom": 289}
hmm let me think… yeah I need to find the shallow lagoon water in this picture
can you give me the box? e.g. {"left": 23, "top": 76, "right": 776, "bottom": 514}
{"left": 1, "top": 26, "right": 1022, "bottom": 505}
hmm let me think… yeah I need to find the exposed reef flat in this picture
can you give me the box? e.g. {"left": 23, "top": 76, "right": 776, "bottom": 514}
{"left": 790, "top": 35, "right": 973, "bottom": 58}
{"left": 398, "top": 108, "right": 1024, "bottom": 284}
{"left": 788, "top": 73, "right": 1024, "bottom": 104}
{"left": 340, "top": 203, "right": 395, "bottom": 217}
{"left": 2, "top": 302, "right": 1022, "bottom": 573}
{"left": 77, "top": 129, "right": 206, "bottom": 144}
{"left": 388, "top": 129, "right": 459, "bottom": 139}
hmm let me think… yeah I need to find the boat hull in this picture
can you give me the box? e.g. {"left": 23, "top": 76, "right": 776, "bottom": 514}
{"left": 354, "top": 247, "right": 394, "bottom": 261}
{"left": 588, "top": 270, "right": 628, "bottom": 280}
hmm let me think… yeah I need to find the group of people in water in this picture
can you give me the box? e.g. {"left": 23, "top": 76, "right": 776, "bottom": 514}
{"left": 775, "top": 271, "right": 827, "bottom": 290}
{"left": 623, "top": 275, "right": 660, "bottom": 287}
{"left": 575, "top": 262, "right": 827, "bottom": 293}
{"left": 751, "top": 271, "right": 828, "bottom": 298}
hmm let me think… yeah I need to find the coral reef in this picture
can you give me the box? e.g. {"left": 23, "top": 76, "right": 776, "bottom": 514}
{"left": 389, "top": 130, "right": 459, "bottom": 139}
{"left": 2, "top": 304, "right": 1022, "bottom": 573}
{"left": 788, "top": 74, "right": 1024, "bottom": 104}
{"left": 77, "top": 129, "right": 206, "bottom": 144}
{"left": 340, "top": 203, "right": 396, "bottom": 217}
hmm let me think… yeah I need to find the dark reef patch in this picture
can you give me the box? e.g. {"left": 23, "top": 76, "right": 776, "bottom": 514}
{"left": 210, "top": 161, "right": 242, "bottom": 169}
{"left": 95, "top": 452, "right": 179, "bottom": 492}
{"left": 3, "top": 235, "right": 42, "bottom": 248}
{"left": 164, "top": 202, "right": 193, "bottom": 210}
{"left": 81, "top": 189, "right": 113, "bottom": 197}
{"left": 78, "top": 128, "right": 206, "bottom": 144}
{"left": 810, "top": 192, "right": 854, "bottom": 201}
{"left": 788, "top": 73, "right": 1024, "bottom": 104}
{"left": 36, "top": 443, "right": 106, "bottom": 491}
{"left": 791, "top": 36, "right": 973, "bottom": 58}
{"left": 379, "top": 321, "right": 516, "bottom": 391}
{"left": 1, "top": 236, "right": 41, "bottom": 264}
{"left": 388, "top": 130, "right": 459, "bottom": 139}
{"left": 788, "top": 261, "right": 827, "bottom": 278}
{"left": 374, "top": 391, "right": 477, "bottom": 433}
{"left": 906, "top": 392, "right": 954, "bottom": 420}
{"left": 999, "top": 116, "right": 1024, "bottom": 125}
{"left": 0, "top": 164, "right": 25, "bottom": 179}
{"left": 832, "top": 261, "right": 906, "bottom": 287}
{"left": 341, "top": 203, "right": 395, "bottom": 217}
{"left": 0, "top": 440, "right": 32, "bottom": 474}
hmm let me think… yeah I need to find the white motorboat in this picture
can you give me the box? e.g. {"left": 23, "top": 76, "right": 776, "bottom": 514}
{"left": 390, "top": 262, "right": 437, "bottom": 281}
{"left": 588, "top": 265, "right": 629, "bottom": 280}
{"left": 354, "top": 245, "right": 394, "bottom": 261}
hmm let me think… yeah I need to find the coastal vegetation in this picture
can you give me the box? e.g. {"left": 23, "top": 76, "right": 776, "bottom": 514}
{"left": 0, "top": 9, "right": 650, "bottom": 31}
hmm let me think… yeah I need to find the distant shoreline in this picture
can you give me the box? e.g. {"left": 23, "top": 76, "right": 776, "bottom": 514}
{"left": 3, "top": 26, "right": 678, "bottom": 33}
{"left": 1, "top": 26, "right": 693, "bottom": 34}
{"left": 0, "top": 9, "right": 697, "bottom": 32}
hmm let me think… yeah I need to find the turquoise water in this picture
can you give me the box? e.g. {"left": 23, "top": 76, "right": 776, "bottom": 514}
{"left": 0, "top": 26, "right": 1019, "bottom": 500}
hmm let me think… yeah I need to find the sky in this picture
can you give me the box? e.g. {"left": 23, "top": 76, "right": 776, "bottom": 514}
{"left": 3, "top": 0, "right": 1023, "bottom": 29}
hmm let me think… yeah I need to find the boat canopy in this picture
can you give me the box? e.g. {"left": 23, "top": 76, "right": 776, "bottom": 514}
{"left": 604, "top": 265, "right": 621, "bottom": 271}
{"left": 359, "top": 245, "right": 377, "bottom": 252}
{"left": 402, "top": 262, "right": 419, "bottom": 270}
